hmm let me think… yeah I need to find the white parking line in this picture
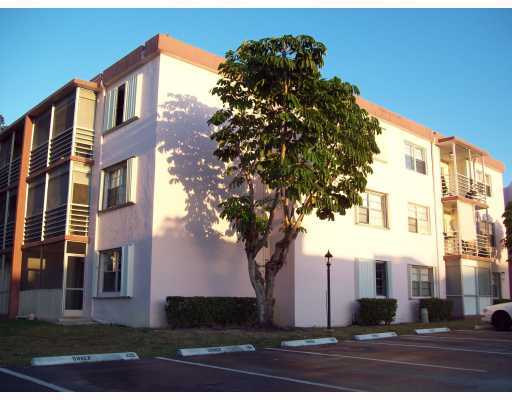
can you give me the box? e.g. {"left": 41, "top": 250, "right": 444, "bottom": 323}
{"left": 156, "top": 356, "right": 361, "bottom": 392}
{"left": 265, "top": 347, "right": 487, "bottom": 373}
{"left": 350, "top": 340, "right": 512, "bottom": 356}
{"left": 0, "top": 368, "right": 70, "bottom": 392}
{"left": 401, "top": 335, "right": 512, "bottom": 344}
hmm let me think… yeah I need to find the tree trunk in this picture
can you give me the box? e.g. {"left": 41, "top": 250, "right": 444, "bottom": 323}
{"left": 246, "top": 231, "right": 296, "bottom": 327}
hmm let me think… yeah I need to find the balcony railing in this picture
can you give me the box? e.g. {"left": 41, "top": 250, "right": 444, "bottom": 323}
{"left": 74, "top": 128, "right": 94, "bottom": 159}
{"left": 44, "top": 204, "right": 67, "bottom": 238}
{"left": 441, "top": 173, "right": 487, "bottom": 204}
{"left": 29, "top": 143, "right": 48, "bottom": 174}
{"left": 0, "top": 164, "right": 9, "bottom": 190}
{"left": 68, "top": 203, "right": 89, "bottom": 236}
{"left": 444, "top": 232, "right": 492, "bottom": 258}
{"left": 24, "top": 213, "right": 43, "bottom": 243}
{"left": 4, "top": 221, "right": 14, "bottom": 249}
{"left": 9, "top": 157, "right": 20, "bottom": 186}
{"left": 49, "top": 129, "right": 73, "bottom": 164}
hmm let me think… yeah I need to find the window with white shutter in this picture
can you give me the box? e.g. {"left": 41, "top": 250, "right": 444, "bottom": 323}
{"left": 99, "top": 157, "right": 138, "bottom": 211}
{"left": 95, "top": 244, "right": 135, "bottom": 298}
{"left": 356, "top": 259, "right": 390, "bottom": 299}
{"left": 103, "top": 73, "right": 142, "bottom": 133}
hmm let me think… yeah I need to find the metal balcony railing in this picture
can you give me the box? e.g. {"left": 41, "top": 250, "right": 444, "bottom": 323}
{"left": 441, "top": 173, "right": 487, "bottom": 204}
{"left": 9, "top": 157, "right": 20, "bottom": 186}
{"left": 49, "top": 129, "right": 73, "bottom": 164}
{"left": 24, "top": 212, "right": 43, "bottom": 243}
{"left": 4, "top": 221, "right": 14, "bottom": 249}
{"left": 444, "top": 232, "right": 492, "bottom": 258}
{"left": 74, "top": 128, "right": 94, "bottom": 159}
{"left": 29, "top": 143, "right": 48, "bottom": 174}
{"left": 44, "top": 204, "right": 67, "bottom": 238}
{"left": 68, "top": 203, "right": 89, "bottom": 236}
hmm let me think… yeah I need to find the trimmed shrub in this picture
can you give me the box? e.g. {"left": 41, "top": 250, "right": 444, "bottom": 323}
{"left": 165, "top": 296, "right": 257, "bottom": 328}
{"left": 357, "top": 298, "right": 397, "bottom": 326}
{"left": 493, "top": 299, "right": 512, "bottom": 305}
{"left": 419, "top": 298, "right": 453, "bottom": 322}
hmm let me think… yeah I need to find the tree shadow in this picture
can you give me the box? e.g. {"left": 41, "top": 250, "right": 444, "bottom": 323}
{"left": 156, "top": 93, "right": 233, "bottom": 243}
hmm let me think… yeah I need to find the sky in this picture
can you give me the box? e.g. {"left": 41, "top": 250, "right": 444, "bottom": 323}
{"left": 0, "top": 8, "right": 511, "bottom": 184}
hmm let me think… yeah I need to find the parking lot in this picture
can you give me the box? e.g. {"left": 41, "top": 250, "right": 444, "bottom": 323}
{"left": 1, "top": 329, "right": 511, "bottom": 391}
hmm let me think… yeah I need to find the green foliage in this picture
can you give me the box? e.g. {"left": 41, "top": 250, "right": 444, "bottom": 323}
{"left": 419, "top": 298, "right": 453, "bottom": 322}
{"left": 0, "top": 114, "right": 5, "bottom": 131}
{"left": 504, "top": 201, "right": 512, "bottom": 250}
{"left": 493, "top": 298, "right": 512, "bottom": 305}
{"left": 165, "top": 296, "right": 257, "bottom": 328}
{"left": 357, "top": 298, "right": 397, "bottom": 325}
{"left": 209, "top": 34, "right": 381, "bottom": 246}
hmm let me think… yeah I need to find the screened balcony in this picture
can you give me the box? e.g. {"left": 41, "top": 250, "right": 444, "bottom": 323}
{"left": 438, "top": 138, "right": 489, "bottom": 206}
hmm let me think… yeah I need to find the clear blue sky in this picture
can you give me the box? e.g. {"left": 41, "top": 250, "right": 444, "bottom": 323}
{"left": 1, "top": 8, "right": 511, "bottom": 183}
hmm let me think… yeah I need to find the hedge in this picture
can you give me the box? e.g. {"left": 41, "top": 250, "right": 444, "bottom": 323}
{"left": 419, "top": 298, "right": 453, "bottom": 322}
{"left": 357, "top": 298, "right": 397, "bottom": 325}
{"left": 165, "top": 296, "right": 257, "bottom": 328}
{"left": 493, "top": 299, "right": 512, "bottom": 305}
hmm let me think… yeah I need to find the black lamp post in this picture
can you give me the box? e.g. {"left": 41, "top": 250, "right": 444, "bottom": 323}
{"left": 325, "top": 250, "right": 333, "bottom": 330}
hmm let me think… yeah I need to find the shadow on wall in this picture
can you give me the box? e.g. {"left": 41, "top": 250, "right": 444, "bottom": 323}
{"left": 156, "top": 93, "right": 234, "bottom": 243}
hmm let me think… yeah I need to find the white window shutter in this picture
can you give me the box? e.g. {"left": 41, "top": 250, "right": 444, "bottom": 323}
{"left": 98, "top": 170, "right": 105, "bottom": 211}
{"left": 386, "top": 262, "right": 393, "bottom": 298}
{"left": 127, "top": 157, "right": 138, "bottom": 204}
{"left": 355, "top": 258, "right": 376, "bottom": 299}
{"left": 92, "top": 251, "right": 99, "bottom": 297}
{"left": 134, "top": 73, "right": 142, "bottom": 118}
{"left": 102, "top": 88, "right": 117, "bottom": 132}
{"left": 121, "top": 244, "right": 135, "bottom": 297}
{"left": 124, "top": 73, "right": 140, "bottom": 121}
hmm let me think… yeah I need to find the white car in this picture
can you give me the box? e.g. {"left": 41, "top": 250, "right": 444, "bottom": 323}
{"left": 481, "top": 302, "right": 512, "bottom": 331}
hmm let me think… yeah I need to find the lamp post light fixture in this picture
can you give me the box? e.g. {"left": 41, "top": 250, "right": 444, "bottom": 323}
{"left": 325, "top": 250, "right": 333, "bottom": 330}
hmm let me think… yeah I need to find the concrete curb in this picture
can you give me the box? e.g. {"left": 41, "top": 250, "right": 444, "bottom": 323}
{"left": 415, "top": 327, "right": 450, "bottom": 334}
{"left": 31, "top": 352, "right": 139, "bottom": 366}
{"left": 353, "top": 332, "right": 398, "bottom": 341}
{"left": 177, "top": 344, "right": 255, "bottom": 357}
{"left": 281, "top": 337, "right": 338, "bottom": 347}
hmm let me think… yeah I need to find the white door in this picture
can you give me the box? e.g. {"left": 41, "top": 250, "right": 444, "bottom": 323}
{"left": 462, "top": 266, "right": 478, "bottom": 315}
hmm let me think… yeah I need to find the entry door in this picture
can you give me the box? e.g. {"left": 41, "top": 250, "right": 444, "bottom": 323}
{"left": 462, "top": 266, "right": 478, "bottom": 315}
{"left": 64, "top": 256, "right": 85, "bottom": 317}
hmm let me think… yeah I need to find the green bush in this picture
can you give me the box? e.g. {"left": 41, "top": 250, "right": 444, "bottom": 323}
{"left": 165, "top": 296, "right": 257, "bottom": 328}
{"left": 493, "top": 299, "right": 512, "bottom": 305}
{"left": 357, "top": 298, "right": 397, "bottom": 325}
{"left": 419, "top": 298, "right": 453, "bottom": 322}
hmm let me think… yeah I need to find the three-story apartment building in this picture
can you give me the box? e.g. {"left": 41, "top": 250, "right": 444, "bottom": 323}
{"left": 0, "top": 34, "right": 509, "bottom": 327}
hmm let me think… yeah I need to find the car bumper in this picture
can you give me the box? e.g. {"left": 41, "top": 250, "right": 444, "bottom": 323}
{"left": 481, "top": 309, "right": 493, "bottom": 323}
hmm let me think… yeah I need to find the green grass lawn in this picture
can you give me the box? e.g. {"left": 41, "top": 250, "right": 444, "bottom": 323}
{"left": 0, "top": 318, "right": 480, "bottom": 366}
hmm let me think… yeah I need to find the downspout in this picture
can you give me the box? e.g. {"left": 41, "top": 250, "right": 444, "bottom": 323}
{"left": 431, "top": 132, "right": 442, "bottom": 298}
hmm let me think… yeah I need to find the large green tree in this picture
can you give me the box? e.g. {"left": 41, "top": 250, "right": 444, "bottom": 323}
{"left": 209, "top": 35, "right": 381, "bottom": 325}
{"left": 0, "top": 114, "right": 5, "bottom": 131}
{"left": 504, "top": 201, "right": 512, "bottom": 251}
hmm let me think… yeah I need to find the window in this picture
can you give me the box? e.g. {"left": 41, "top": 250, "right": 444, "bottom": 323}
{"left": 492, "top": 272, "right": 502, "bottom": 299}
{"left": 103, "top": 73, "right": 141, "bottom": 132}
{"left": 357, "top": 191, "right": 387, "bottom": 228}
{"left": 32, "top": 111, "right": 51, "bottom": 149}
{"left": 410, "top": 265, "right": 433, "bottom": 298}
{"left": 356, "top": 259, "right": 390, "bottom": 299}
{"left": 95, "top": 244, "right": 134, "bottom": 297}
{"left": 408, "top": 203, "right": 430, "bottom": 234}
{"left": 0, "top": 139, "right": 11, "bottom": 167}
{"left": 102, "top": 162, "right": 126, "bottom": 209}
{"left": 46, "top": 166, "right": 69, "bottom": 210}
{"left": 72, "top": 166, "right": 90, "bottom": 205}
{"left": 52, "top": 95, "right": 75, "bottom": 137}
{"left": 375, "top": 261, "right": 388, "bottom": 297}
{"left": 26, "top": 178, "right": 45, "bottom": 217}
{"left": 404, "top": 142, "right": 427, "bottom": 174}
{"left": 99, "top": 157, "right": 137, "bottom": 211}
{"left": 99, "top": 248, "right": 122, "bottom": 293}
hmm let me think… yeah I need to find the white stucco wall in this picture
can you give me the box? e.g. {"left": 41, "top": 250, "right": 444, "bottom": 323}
{"left": 85, "top": 57, "right": 160, "bottom": 327}
{"left": 148, "top": 54, "right": 254, "bottom": 327}
{"left": 291, "top": 121, "right": 445, "bottom": 327}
